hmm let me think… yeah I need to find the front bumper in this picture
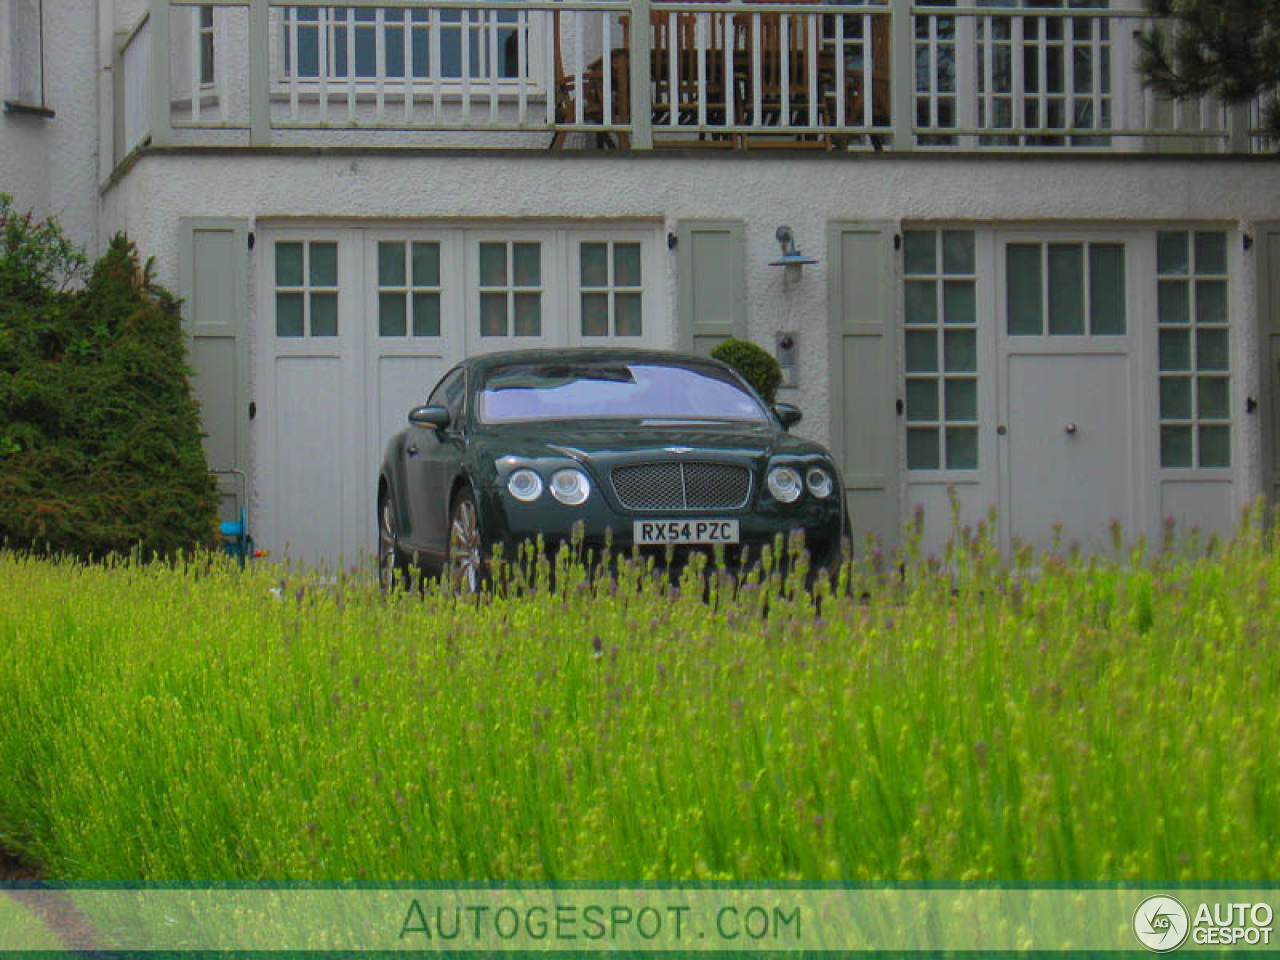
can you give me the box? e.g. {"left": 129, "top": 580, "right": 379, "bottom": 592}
{"left": 476, "top": 484, "right": 846, "bottom": 569}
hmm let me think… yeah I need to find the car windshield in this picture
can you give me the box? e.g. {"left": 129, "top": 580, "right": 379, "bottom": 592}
{"left": 476, "top": 359, "right": 769, "bottom": 424}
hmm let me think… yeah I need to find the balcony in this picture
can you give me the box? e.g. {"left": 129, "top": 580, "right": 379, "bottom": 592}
{"left": 113, "top": 0, "right": 1270, "bottom": 163}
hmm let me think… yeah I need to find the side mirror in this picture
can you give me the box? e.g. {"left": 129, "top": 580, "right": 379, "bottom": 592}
{"left": 773, "top": 403, "right": 803, "bottom": 430}
{"left": 408, "top": 405, "right": 451, "bottom": 430}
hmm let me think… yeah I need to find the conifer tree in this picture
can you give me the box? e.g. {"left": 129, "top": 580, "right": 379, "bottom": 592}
{"left": 1137, "top": 0, "right": 1280, "bottom": 141}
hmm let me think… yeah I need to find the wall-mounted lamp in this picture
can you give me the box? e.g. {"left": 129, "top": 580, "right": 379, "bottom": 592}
{"left": 769, "top": 225, "right": 818, "bottom": 281}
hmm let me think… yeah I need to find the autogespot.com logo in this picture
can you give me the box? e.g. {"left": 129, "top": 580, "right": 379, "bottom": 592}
{"left": 1133, "top": 896, "right": 1191, "bottom": 953}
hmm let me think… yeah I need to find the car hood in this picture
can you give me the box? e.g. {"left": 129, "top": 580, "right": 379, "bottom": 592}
{"left": 470, "top": 419, "right": 830, "bottom": 467}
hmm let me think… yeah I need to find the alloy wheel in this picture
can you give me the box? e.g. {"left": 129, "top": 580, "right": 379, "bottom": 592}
{"left": 448, "top": 494, "right": 484, "bottom": 594}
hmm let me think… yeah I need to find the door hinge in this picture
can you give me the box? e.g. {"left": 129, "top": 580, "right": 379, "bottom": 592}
{"left": 895, "top": 397, "right": 904, "bottom": 416}
{"left": 248, "top": 401, "right": 257, "bottom": 421}
{"left": 247, "top": 231, "right": 255, "bottom": 250}
{"left": 893, "top": 234, "right": 902, "bottom": 251}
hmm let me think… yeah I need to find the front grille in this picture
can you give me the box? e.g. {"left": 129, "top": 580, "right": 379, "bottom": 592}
{"left": 611, "top": 462, "right": 752, "bottom": 512}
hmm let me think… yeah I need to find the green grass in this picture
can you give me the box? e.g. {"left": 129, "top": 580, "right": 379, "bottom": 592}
{"left": 0, "top": 511, "right": 1278, "bottom": 884}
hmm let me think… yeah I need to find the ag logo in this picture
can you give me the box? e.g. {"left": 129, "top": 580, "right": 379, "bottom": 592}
{"left": 1134, "top": 896, "right": 1190, "bottom": 952}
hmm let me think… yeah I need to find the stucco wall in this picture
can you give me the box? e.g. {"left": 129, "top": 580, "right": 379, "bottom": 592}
{"left": 100, "top": 151, "right": 1280, "bottom": 472}
{"left": 0, "top": 0, "right": 101, "bottom": 255}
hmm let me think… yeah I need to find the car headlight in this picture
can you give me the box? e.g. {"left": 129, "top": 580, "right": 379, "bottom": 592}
{"left": 766, "top": 466, "right": 803, "bottom": 503}
{"left": 506, "top": 468, "right": 543, "bottom": 502}
{"left": 806, "top": 466, "right": 834, "bottom": 499}
{"left": 549, "top": 468, "right": 591, "bottom": 506}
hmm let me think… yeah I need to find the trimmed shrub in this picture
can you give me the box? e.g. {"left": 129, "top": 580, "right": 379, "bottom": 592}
{"left": 711, "top": 337, "right": 783, "bottom": 404}
{"left": 0, "top": 197, "right": 218, "bottom": 559}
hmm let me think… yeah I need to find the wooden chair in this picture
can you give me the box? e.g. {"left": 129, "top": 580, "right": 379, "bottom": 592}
{"left": 738, "top": 9, "right": 832, "bottom": 148}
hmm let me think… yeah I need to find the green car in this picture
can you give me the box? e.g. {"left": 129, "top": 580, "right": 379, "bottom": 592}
{"left": 377, "top": 348, "right": 849, "bottom": 590}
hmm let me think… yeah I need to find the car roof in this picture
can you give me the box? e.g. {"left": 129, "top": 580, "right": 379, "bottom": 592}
{"left": 465, "top": 347, "right": 727, "bottom": 374}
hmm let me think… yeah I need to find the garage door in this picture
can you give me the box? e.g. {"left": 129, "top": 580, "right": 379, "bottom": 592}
{"left": 255, "top": 224, "right": 665, "bottom": 569}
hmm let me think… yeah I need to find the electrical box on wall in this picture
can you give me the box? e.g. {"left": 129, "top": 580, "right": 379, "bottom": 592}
{"left": 776, "top": 332, "right": 798, "bottom": 387}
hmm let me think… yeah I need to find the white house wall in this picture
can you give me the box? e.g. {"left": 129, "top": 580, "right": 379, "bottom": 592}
{"left": 98, "top": 151, "right": 1280, "bottom": 559}
{"left": 1, "top": 0, "right": 101, "bottom": 253}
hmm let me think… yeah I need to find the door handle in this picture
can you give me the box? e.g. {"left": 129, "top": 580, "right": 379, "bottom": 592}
{"left": 406, "top": 443, "right": 419, "bottom": 457}
{"left": 1064, "top": 423, "right": 1078, "bottom": 435}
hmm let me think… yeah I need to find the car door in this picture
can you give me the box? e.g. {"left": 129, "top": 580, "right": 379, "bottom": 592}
{"left": 404, "top": 366, "right": 467, "bottom": 559}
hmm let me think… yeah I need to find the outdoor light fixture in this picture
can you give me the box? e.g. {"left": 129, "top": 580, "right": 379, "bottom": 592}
{"left": 770, "top": 225, "right": 818, "bottom": 281}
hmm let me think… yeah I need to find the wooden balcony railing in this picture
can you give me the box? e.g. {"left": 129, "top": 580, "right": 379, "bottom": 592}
{"left": 114, "top": 0, "right": 1265, "bottom": 160}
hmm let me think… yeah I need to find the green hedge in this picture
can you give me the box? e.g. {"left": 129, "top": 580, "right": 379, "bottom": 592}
{"left": 0, "top": 196, "right": 218, "bottom": 559}
{"left": 711, "top": 337, "right": 782, "bottom": 404}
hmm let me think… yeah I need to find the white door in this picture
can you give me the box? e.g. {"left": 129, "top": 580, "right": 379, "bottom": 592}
{"left": 1006, "top": 354, "right": 1134, "bottom": 553}
{"left": 257, "top": 229, "right": 365, "bottom": 570}
{"left": 363, "top": 231, "right": 464, "bottom": 560}
{"left": 997, "top": 235, "right": 1140, "bottom": 554}
{"left": 258, "top": 223, "right": 668, "bottom": 569}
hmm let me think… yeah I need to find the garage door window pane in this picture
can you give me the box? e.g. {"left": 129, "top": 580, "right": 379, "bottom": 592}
{"left": 379, "top": 292, "right": 407, "bottom": 336}
{"left": 942, "top": 230, "right": 974, "bottom": 275}
{"left": 945, "top": 378, "right": 977, "bottom": 421}
{"left": 480, "top": 292, "right": 507, "bottom": 336}
{"left": 945, "top": 427, "right": 978, "bottom": 469}
{"left": 1196, "top": 329, "right": 1228, "bottom": 371}
{"left": 1196, "top": 280, "right": 1227, "bottom": 325}
{"left": 514, "top": 292, "right": 541, "bottom": 336}
{"left": 581, "top": 243, "right": 608, "bottom": 287}
{"left": 378, "top": 242, "right": 406, "bottom": 286}
{"left": 1160, "top": 425, "right": 1192, "bottom": 467}
{"left": 581, "top": 293, "right": 609, "bottom": 336}
{"left": 412, "top": 292, "right": 441, "bottom": 337}
{"left": 904, "top": 231, "right": 936, "bottom": 275}
{"left": 1198, "top": 425, "right": 1230, "bottom": 467}
{"left": 1159, "top": 377, "right": 1190, "bottom": 420}
{"left": 1159, "top": 329, "right": 1190, "bottom": 370}
{"left": 943, "top": 281, "right": 975, "bottom": 325}
{"left": 479, "top": 243, "right": 506, "bottom": 286}
{"left": 310, "top": 293, "right": 338, "bottom": 336}
{"left": 1194, "top": 231, "right": 1226, "bottom": 275}
{"left": 1007, "top": 244, "right": 1042, "bottom": 335}
{"left": 412, "top": 243, "right": 440, "bottom": 287}
{"left": 276, "top": 292, "right": 304, "bottom": 337}
{"left": 276, "top": 243, "right": 304, "bottom": 286}
{"left": 1157, "top": 231, "right": 1188, "bottom": 275}
{"left": 905, "top": 330, "right": 939, "bottom": 372}
{"left": 1048, "top": 244, "right": 1084, "bottom": 335}
{"left": 615, "top": 293, "right": 642, "bottom": 336}
{"left": 310, "top": 243, "right": 338, "bottom": 287}
{"left": 944, "top": 330, "right": 976, "bottom": 372}
{"left": 905, "top": 281, "right": 937, "bottom": 325}
{"left": 906, "top": 379, "right": 938, "bottom": 421}
{"left": 1197, "top": 376, "right": 1228, "bottom": 419}
{"left": 614, "top": 244, "right": 642, "bottom": 287}
{"left": 1089, "top": 244, "right": 1126, "bottom": 335}
{"left": 907, "top": 428, "right": 940, "bottom": 469}
{"left": 513, "top": 243, "right": 541, "bottom": 286}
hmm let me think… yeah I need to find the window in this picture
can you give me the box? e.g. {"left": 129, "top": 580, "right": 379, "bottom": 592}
{"left": 579, "top": 242, "right": 643, "bottom": 338}
{"left": 378, "top": 241, "right": 441, "bottom": 337}
{"left": 5, "top": 0, "right": 46, "bottom": 112}
{"left": 428, "top": 366, "right": 466, "bottom": 422}
{"left": 1157, "top": 230, "right": 1229, "bottom": 468}
{"left": 281, "top": 6, "right": 523, "bottom": 83}
{"left": 904, "top": 229, "right": 979, "bottom": 470}
{"left": 275, "top": 241, "right": 339, "bottom": 337}
{"left": 1005, "top": 240, "right": 1125, "bottom": 336}
{"left": 478, "top": 241, "right": 541, "bottom": 337}
{"left": 199, "top": 7, "right": 215, "bottom": 85}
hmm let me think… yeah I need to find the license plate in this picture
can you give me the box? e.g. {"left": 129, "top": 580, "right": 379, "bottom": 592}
{"left": 633, "top": 519, "right": 740, "bottom": 545}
